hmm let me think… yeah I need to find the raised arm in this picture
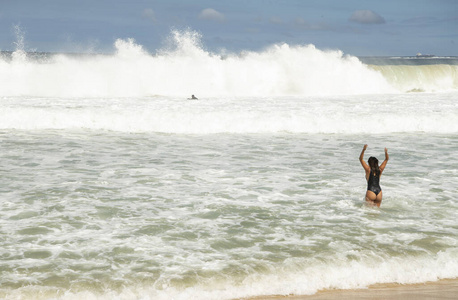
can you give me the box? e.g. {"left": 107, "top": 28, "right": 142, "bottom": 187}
{"left": 359, "top": 144, "right": 370, "bottom": 172}
{"left": 380, "top": 148, "right": 389, "bottom": 173}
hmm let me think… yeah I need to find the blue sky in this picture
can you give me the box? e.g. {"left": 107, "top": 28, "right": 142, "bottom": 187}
{"left": 1, "top": 0, "right": 456, "bottom": 56}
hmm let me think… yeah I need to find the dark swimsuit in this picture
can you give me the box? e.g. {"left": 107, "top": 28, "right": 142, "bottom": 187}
{"left": 367, "top": 172, "right": 381, "bottom": 195}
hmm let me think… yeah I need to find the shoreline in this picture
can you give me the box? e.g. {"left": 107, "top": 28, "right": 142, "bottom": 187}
{"left": 244, "top": 278, "right": 458, "bottom": 300}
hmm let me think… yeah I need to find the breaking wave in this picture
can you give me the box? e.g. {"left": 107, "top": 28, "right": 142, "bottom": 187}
{"left": 3, "top": 30, "right": 455, "bottom": 98}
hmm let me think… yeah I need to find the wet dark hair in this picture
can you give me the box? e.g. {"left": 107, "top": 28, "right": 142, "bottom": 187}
{"left": 368, "top": 156, "right": 380, "bottom": 176}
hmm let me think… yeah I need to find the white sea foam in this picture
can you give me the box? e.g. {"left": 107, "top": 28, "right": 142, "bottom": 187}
{"left": 1, "top": 92, "right": 457, "bottom": 133}
{"left": 2, "top": 29, "right": 457, "bottom": 99}
{"left": 4, "top": 29, "right": 455, "bottom": 98}
{"left": 1, "top": 249, "right": 457, "bottom": 300}
{"left": 1, "top": 131, "right": 457, "bottom": 299}
{"left": 1, "top": 30, "right": 456, "bottom": 134}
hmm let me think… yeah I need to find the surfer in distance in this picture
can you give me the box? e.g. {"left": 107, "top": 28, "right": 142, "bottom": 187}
{"left": 188, "top": 94, "right": 198, "bottom": 100}
{"left": 359, "top": 145, "right": 389, "bottom": 207}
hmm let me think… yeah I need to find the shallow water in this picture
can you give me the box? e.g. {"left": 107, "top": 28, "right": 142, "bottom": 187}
{"left": 1, "top": 125, "right": 457, "bottom": 299}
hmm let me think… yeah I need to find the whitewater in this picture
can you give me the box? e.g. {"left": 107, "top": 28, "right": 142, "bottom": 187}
{"left": 0, "top": 30, "right": 457, "bottom": 299}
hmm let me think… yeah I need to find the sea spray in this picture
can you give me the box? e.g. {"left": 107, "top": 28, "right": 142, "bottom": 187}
{"left": 8, "top": 25, "right": 30, "bottom": 63}
{"left": 0, "top": 29, "right": 399, "bottom": 97}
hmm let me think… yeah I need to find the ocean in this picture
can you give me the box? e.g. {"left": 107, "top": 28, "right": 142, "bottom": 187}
{"left": 1, "top": 31, "right": 457, "bottom": 299}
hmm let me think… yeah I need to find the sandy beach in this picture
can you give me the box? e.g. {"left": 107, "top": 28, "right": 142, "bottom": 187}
{"left": 246, "top": 279, "right": 458, "bottom": 300}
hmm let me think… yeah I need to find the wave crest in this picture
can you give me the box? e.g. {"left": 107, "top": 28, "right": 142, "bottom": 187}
{"left": 0, "top": 30, "right": 398, "bottom": 98}
{"left": 1, "top": 29, "right": 456, "bottom": 97}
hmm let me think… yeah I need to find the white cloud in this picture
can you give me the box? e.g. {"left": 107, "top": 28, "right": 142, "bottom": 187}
{"left": 349, "top": 10, "right": 386, "bottom": 24}
{"left": 142, "top": 8, "right": 156, "bottom": 22}
{"left": 295, "top": 17, "right": 308, "bottom": 26}
{"left": 269, "top": 16, "right": 283, "bottom": 24}
{"left": 199, "top": 8, "right": 225, "bottom": 22}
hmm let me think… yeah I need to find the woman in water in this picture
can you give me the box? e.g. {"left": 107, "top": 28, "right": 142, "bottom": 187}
{"left": 359, "top": 145, "right": 389, "bottom": 207}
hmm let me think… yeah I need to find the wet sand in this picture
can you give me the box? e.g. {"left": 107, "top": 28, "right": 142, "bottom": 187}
{"left": 245, "top": 279, "right": 458, "bottom": 300}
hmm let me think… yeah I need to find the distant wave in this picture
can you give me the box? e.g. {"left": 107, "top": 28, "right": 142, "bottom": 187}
{"left": 370, "top": 64, "right": 458, "bottom": 92}
{"left": 0, "top": 30, "right": 395, "bottom": 98}
{"left": 1, "top": 29, "right": 456, "bottom": 98}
